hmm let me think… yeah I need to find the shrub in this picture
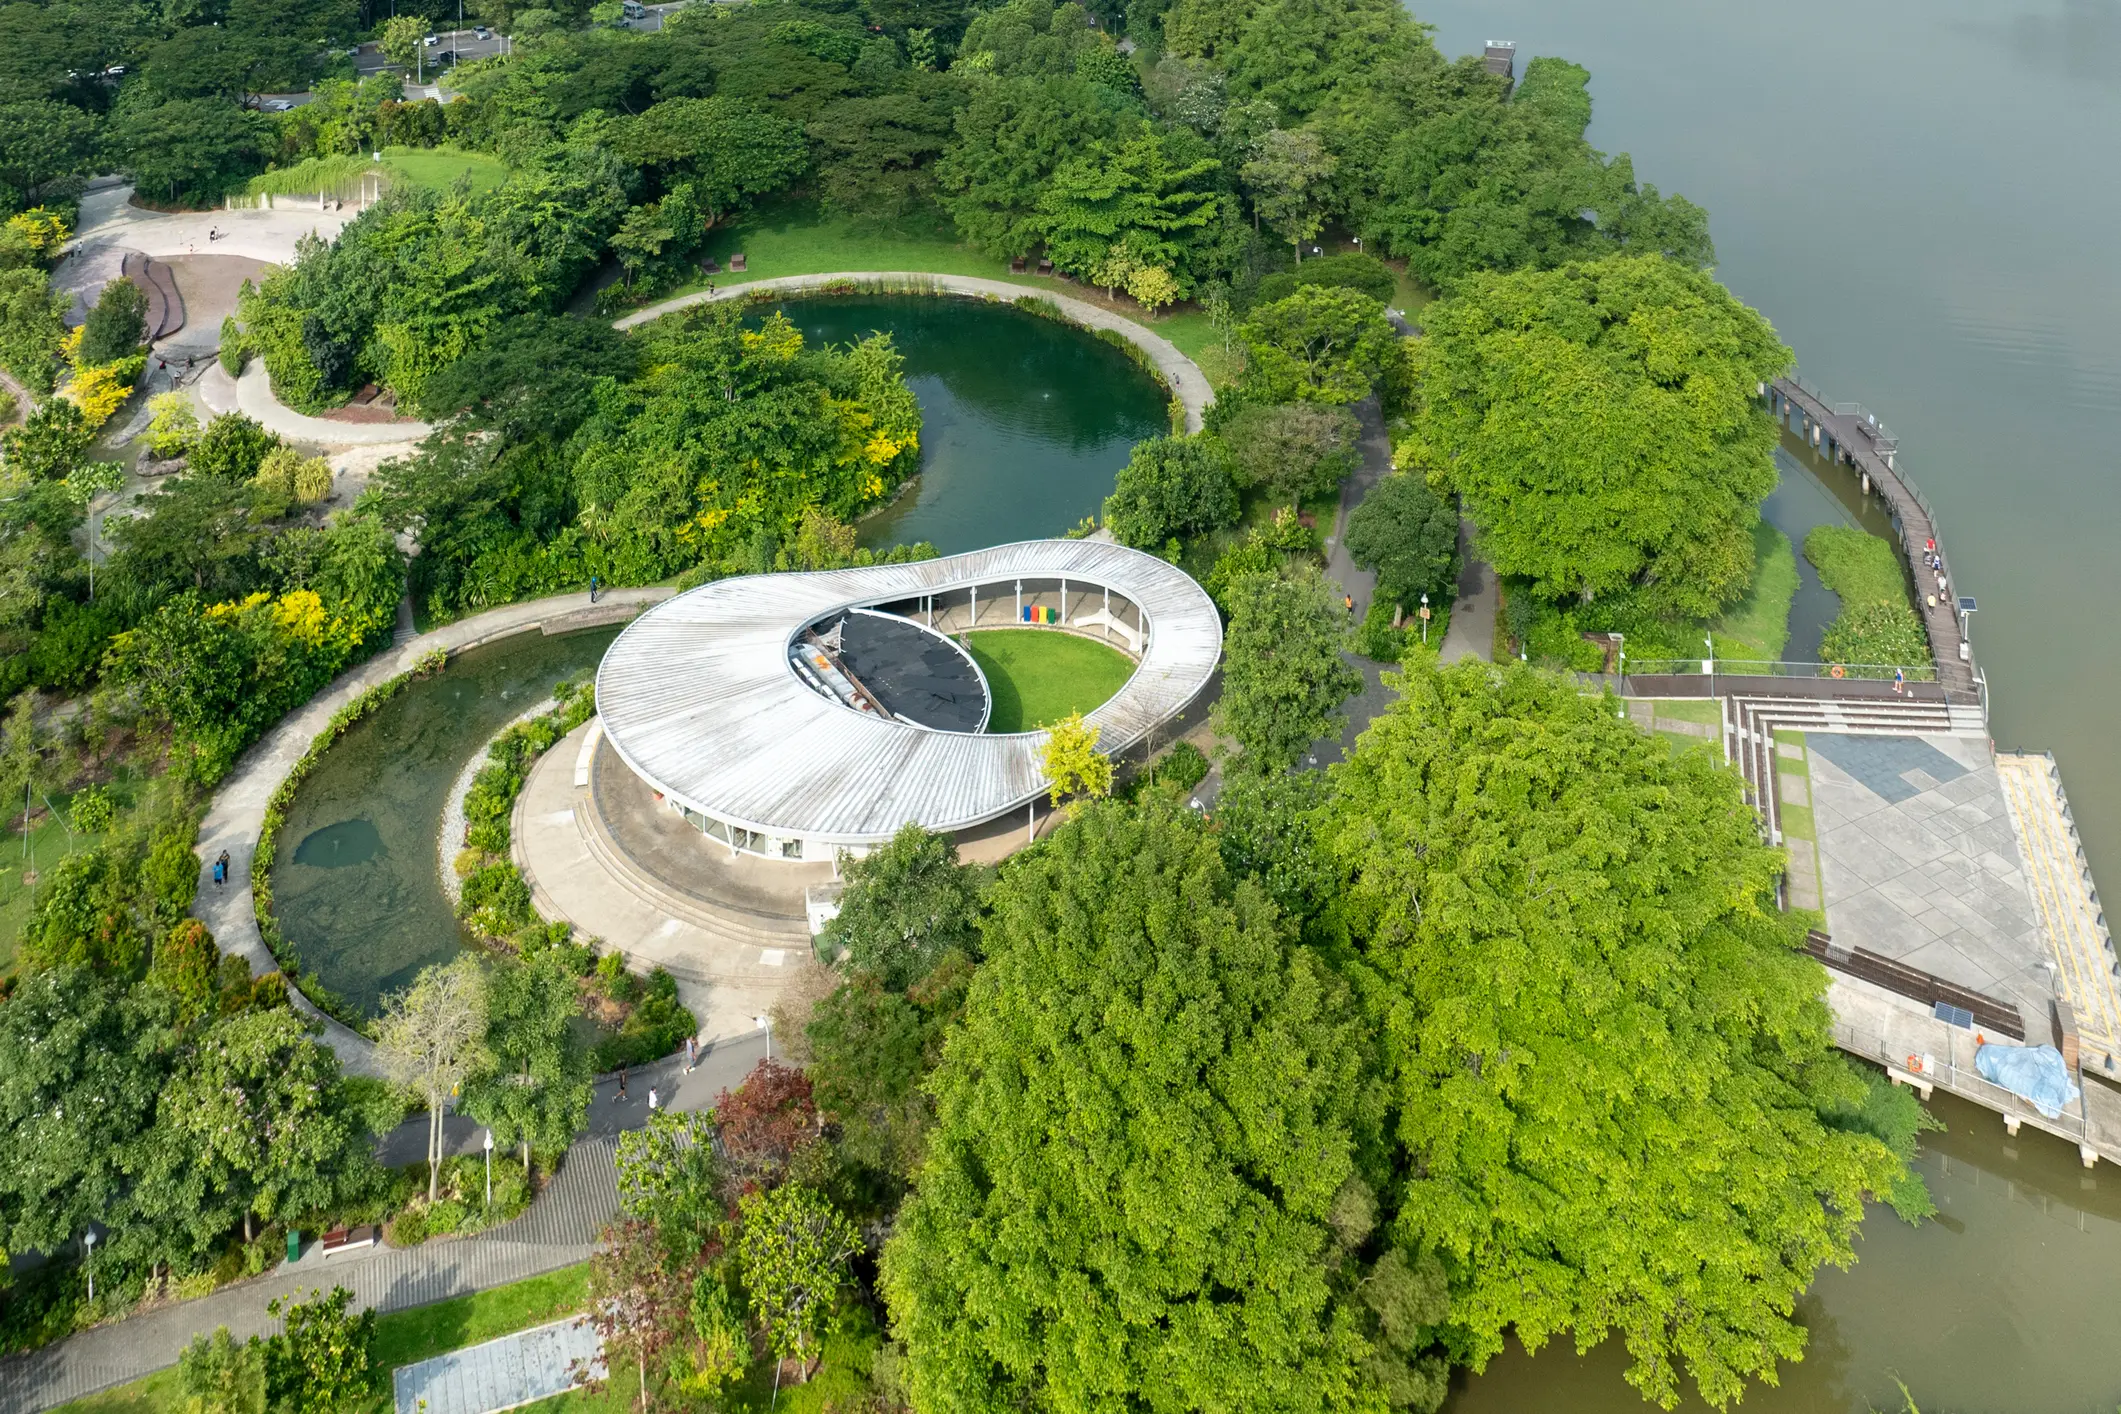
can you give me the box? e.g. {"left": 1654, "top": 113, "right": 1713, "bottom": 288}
{"left": 80, "top": 277, "right": 150, "bottom": 365}
{"left": 191, "top": 412, "right": 282, "bottom": 480}
{"left": 385, "top": 1205, "right": 429, "bottom": 1247}
{"left": 1820, "top": 600, "right": 1930, "bottom": 669}
{"left": 1251, "top": 252, "right": 1397, "bottom": 310}
{"left": 1152, "top": 740, "right": 1209, "bottom": 793}
{"left": 294, "top": 457, "right": 333, "bottom": 504}
{"left": 68, "top": 784, "right": 115, "bottom": 834}
{"left": 145, "top": 391, "right": 199, "bottom": 457}
{"left": 219, "top": 316, "right": 248, "bottom": 375}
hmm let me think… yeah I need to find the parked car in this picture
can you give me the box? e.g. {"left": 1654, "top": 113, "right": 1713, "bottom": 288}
{"left": 423, "top": 32, "right": 439, "bottom": 44}
{"left": 473, "top": 25, "right": 492, "bottom": 38}
{"left": 434, "top": 50, "right": 458, "bottom": 63}
{"left": 262, "top": 97, "right": 294, "bottom": 111}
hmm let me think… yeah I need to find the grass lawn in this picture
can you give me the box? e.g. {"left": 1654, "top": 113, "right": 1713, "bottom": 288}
{"left": 1652, "top": 698, "right": 1723, "bottom": 725}
{"left": 964, "top": 630, "right": 1136, "bottom": 732}
{"left": 1713, "top": 523, "right": 1798, "bottom": 661}
{"left": 382, "top": 146, "right": 512, "bottom": 196}
{"left": 1779, "top": 802, "right": 1817, "bottom": 840}
{"left": 47, "top": 1266, "right": 593, "bottom": 1414}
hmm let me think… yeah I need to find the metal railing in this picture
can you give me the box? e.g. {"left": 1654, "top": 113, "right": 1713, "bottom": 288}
{"left": 1621, "top": 658, "right": 1940, "bottom": 683}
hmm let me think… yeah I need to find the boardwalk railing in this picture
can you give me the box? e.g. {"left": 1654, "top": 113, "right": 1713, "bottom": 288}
{"left": 1622, "top": 657, "right": 1939, "bottom": 683}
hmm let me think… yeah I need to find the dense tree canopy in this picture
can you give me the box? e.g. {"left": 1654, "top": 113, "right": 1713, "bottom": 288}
{"left": 882, "top": 800, "right": 1435, "bottom": 1412}
{"left": 1343, "top": 471, "right": 1457, "bottom": 606}
{"left": 1213, "top": 565, "right": 1363, "bottom": 773}
{"left": 1101, "top": 433, "right": 1238, "bottom": 549}
{"left": 1322, "top": 657, "right": 1907, "bottom": 1408}
{"left": 1409, "top": 254, "right": 1790, "bottom": 617}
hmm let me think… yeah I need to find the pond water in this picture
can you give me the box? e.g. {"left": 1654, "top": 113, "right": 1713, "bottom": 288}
{"left": 269, "top": 628, "right": 617, "bottom": 1016}
{"left": 1762, "top": 433, "right": 1901, "bottom": 665}
{"left": 1411, "top": 0, "right": 2121, "bottom": 1407}
{"left": 756, "top": 294, "right": 1170, "bottom": 553}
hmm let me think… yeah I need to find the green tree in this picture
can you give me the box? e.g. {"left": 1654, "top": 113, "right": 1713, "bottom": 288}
{"left": 805, "top": 974, "right": 951, "bottom": 1184}
{"left": 147, "top": 919, "right": 223, "bottom": 1026}
{"left": 1220, "top": 400, "right": 1359, "bottom": 509}
{"left": 1321, "top": 657, "right": 1912, "bottom": 1409}
{"left": 376, "top": 956, "right": 489, "bottom": 1202}
{"left": 1241, "top": 125, "right": 1335, "bottom": 262}
{"left": 190, "top": 412, "right": 283, "bottom": 482}
{"left": 264, "top": 1286, "right": 376, "bottom": 1414}
{"left": 178, "top": 1327, "right": 267, "bottom": 1414}
{"left": 614, "top": 97, "right": 808, "bottom": 223}
{"left": 0, "top": 101, "right": 97, "bottom": 203}
{"left": 138, "top": 1009, "right": 362, "bottom": 1252}
{"left": 0, "top": 265, "right": 68, "bottom": 394}
{"left": 609, "top": 204, "right": 676, "bottom": 291}
{"left": 1034, "top": 127, "right": 1223, "bottom": 287}
{"left": 614, "top": 1109, "right": 723, "bottom": 1251}
{"left": 738, "top": 1183, "right": 861, "bottom": 1371}
{"left": 0, "top": 968, "right": 169, "bottom": 1262}
{"left": 1411, "top": 253, "right": 1790, "bottom": 617}
{"left": 1039, "top": 708, "right": 1112, "bottom": 804}
{"left": 584, "top": 1217, "right": 692, "bottom": 1414}
{"left": 1239, "top": 283, "right": 1397, "bottom": 405}
{"left": 379, "top": 15, "right": 428, "bottom": 70}
{"left": 1100, "top": 433, "right": 1238, "bottom": 549}
{"left": 80, "top": 277, "right": 150, "bottom": 366}
{"left": 2, "top": 396, "right": 93, "bottom": 480}
{"left": 1213, "top": 565, "right": 1362, "bottom": 773}
{"left": 934, "top": 75, "right": 1131, "bottom": 260}
{"left": 103, "top": 99, "right": 268, "bottom": 205}
{"left": 881, "top": 799, "right": 1393, "bottom": 1413}
{"left": 819, "top": 823, "right": 981, "bottom": 989}
{"left": 1343, "top": 472, "right": 1457, "bottom": 605}
{"left": 462, "top": 950, "right": 593, "bottom": 1174}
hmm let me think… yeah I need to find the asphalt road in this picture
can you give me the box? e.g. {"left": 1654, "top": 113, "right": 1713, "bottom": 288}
{"left": 353, "top": 29, "right": 509, "bottom": 79}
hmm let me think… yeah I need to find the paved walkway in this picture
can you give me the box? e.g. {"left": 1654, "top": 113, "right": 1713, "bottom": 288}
{"left": 1313, "top": 397, "right": 1393, "bottom": 767}
{"left": 194, "top": 590, "right": 670, "bottom": 1076}
{"left": 62, "top": 182, "right": 354, "bottom": 269}
{"left": 616, "top": 272, "right": 1216, "bottom": 434}
{"left": 0, "top": 1030, "right": 772, "bottom": 1414}
{"left": 1439, "top": 518, "right": 1496, "bottom": 664}
{"left": 393, "top": 1316, "right": 602, "bottom": 1414}
{"left": 197, "top": 361, "right": 434, "bottom": 446}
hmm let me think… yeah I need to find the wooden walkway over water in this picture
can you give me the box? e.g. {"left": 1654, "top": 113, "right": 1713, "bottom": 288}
{"left": 1769, "top": 377, "right": 1980, "bottom": 705}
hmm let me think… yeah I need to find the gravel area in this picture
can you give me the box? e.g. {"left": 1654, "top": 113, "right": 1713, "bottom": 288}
{"left": 438, "top": 698, "right": 555, "bottom": 907}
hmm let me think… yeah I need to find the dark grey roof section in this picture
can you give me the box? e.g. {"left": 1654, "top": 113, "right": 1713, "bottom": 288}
{"left": 596, "top": 540, "right": 1222, "bottom": 845}
{"left": 813, "top": 610, "right": 989, "bottom": 733}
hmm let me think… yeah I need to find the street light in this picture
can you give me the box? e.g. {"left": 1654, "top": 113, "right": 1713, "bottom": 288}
{"left": 1418, "top": 591, "right": 1430, "bottom": 647}
{"left": 83, "top": 1231, "right": 97, "bottom": 1305}
{"left": 483, "top": 1128, "right": 493, "bottom": 1207}
{"left": 755, "top": 1014, "right": 771, "bottom": 1060}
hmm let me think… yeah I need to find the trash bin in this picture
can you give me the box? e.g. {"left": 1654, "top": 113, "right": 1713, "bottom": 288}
{"left": 287, "top": 1229, "right": 301, "bottom": 1264}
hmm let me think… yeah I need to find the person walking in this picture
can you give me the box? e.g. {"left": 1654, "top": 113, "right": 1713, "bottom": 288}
{"left": 684, "top": 1035, "right": 696, "bottom": 1073}
{"left": 1893, "top": 667, "right": 1906, "bottom": 696}
{"left": 589, "top": 573, "right": 599, "bottom": 604}
{"left": 647, "top": 1086, "right": 659, "bottom": 1114}
{"left": 1343, "top": 593, "right": 1354, "bottom": 616}
{"left": 615, "top": 1067, "right": 628, "bottom": 1104}
{"left": 215, "top": 849, "right": 231, "bottom": 887}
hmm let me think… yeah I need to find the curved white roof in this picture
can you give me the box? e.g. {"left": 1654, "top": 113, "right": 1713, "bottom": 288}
{"left": 596, "top": 540, "right": 1222, "bottom": 845}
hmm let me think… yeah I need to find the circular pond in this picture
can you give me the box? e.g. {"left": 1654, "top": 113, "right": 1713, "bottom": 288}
{"left": 270, "top": 627, "right": 618, "bottom": 1016}
{"left": 756, "top": 294, "right": 1171, "bottom": 552}
{"left": 272, "top": 296, "right": 1169, "bottom": 1013}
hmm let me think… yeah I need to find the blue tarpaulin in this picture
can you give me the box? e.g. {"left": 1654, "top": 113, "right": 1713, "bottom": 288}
{"left": 1975, "top": 1043, "right": 2080, "bottom": 1119}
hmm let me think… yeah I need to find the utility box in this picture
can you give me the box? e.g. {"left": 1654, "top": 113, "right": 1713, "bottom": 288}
{"left": 287, "top": 1229, "right": 301, "bottom": 1265}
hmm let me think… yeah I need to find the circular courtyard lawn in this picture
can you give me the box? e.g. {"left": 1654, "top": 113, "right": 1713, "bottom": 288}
{"left": 964, "top": 630, "right": 1137, "bottom": 733}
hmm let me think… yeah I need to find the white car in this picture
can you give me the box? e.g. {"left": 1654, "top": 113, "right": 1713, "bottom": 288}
{"left": 423, "top": 33, "right": 439, "bottom": 45}
{"left": 473, "top": 25, "right": 492, "bottom": 38}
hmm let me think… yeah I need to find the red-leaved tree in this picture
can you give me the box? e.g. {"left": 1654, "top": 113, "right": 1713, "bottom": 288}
{"left": 713, "top": 1059, "right": 816, "bottom": 1193}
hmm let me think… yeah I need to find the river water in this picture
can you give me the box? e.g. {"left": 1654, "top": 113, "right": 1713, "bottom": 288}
{"left": 1412, "top": 1, "right": 2121, "bottom": 1408}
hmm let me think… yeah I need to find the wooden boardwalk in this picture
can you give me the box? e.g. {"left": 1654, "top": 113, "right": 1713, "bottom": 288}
{"left": 1769, "top": 377, "right": 1979, "bottom": 704}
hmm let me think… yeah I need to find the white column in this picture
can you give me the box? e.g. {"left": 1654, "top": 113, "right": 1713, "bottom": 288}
{"left": 1015, "top": 579, "right": 1022, "bottom": 623}
{"left": 970, "top": 585, "right": 977, "bottom": 628}
{"left": 1060, "top": 577, "right": 1068, "bottom": 624}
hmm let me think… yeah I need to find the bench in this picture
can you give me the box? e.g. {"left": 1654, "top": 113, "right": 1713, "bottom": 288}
{"left": 728, "top": 253, "right": 747, "bottom": 272}
{"left": 320, "top": 1224, "right": 379, "bottom": 1258}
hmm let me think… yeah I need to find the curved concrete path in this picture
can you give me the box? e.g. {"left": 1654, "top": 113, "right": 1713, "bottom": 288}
{"left": 617, "top": 272, "right": 1217, "bottom": 433}
{"left": 197, "top": 359, "right": 435, "bottom": 446}
{"left": 193, "top": 590, "right": 670, "bottom": 1076}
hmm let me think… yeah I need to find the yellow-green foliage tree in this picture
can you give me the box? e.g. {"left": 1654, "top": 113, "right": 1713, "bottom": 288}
{"left": 1039, "top": 710, "right": 1111, "bottom": 806}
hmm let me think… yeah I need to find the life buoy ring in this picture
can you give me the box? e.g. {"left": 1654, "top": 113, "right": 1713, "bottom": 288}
{"left": 1906, "top": 1054, "right": 1924, "bottom": 1073}
{"left": 1830, "top": 663, "right": 1846, "bottom": 679}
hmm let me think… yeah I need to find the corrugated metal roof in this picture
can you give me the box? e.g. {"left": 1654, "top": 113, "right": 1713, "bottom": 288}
{"left": 596, "top": 540, "right": 1223, "bottom": 844}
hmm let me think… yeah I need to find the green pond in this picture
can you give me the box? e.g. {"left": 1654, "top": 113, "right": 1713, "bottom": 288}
{"left": 1412, "top": 0, "right": 2121, "bottom": 1407}
{"left": 272, "top": 297, "right": 1164, "bottom": 1015}
{"left": 756, "top": 294, "right": 1170, "bottom": 552}
{"left": 269, "top": 627, "right": 618, "bottom": 1016}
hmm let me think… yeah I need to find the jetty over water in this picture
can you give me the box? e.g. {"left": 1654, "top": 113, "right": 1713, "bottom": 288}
{"left": 1613, "top": 377, "right": 2121, "bottom": 1162}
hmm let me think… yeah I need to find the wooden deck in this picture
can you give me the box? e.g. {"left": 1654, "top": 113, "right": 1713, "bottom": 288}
{"left": 1769, "top": 377, "right": 1979, "bottom": 704}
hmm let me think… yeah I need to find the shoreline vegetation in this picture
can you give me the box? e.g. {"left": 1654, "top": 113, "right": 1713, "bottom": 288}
{"left": 0, "top": 0, "right": 1966, "bottom": 1405}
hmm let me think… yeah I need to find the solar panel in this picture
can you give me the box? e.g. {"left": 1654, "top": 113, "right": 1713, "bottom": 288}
{"left": 1933, "top": 1001, "right": 1974, "bottom": 1029}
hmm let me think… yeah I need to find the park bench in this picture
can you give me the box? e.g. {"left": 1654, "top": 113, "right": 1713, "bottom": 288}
{"left": 728, "top": 253, "right": 747, "bottom": 272}
{"left": 320, "top": 1224, "right": 379, "bottom": 1258}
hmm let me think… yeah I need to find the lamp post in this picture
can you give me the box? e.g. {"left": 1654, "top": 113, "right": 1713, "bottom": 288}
{"left": 483, "top": 1128, "right": 493, "bottom": 1207}
{"left": 755, "top": 1014, "right": 771, "bottom": 1060}
{"left": 1418, "top": 591, "right": 1429, "bottom": 647}
{"left": 84, "top": 1231, "right": 97, "bottom": 1305}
